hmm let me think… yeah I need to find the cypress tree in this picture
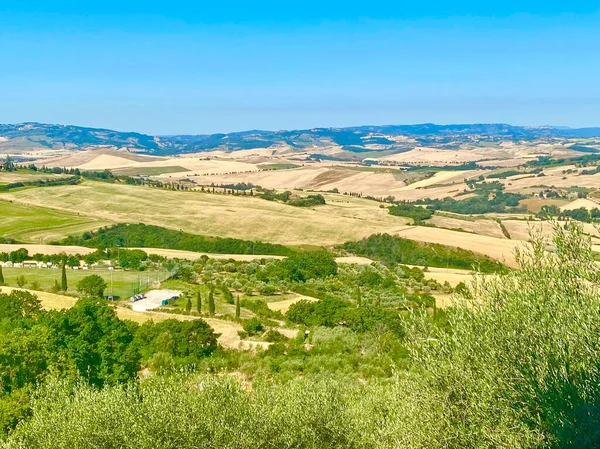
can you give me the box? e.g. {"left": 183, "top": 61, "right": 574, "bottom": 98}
{"left": 185, "top": 296, "right": 192, "bottom": 313}
{"left": 61, "top": 263, "right": 68, "bottom": 291}
{"left": 196, "top": 291, "right": 202, "bottom": 314}
{"left": 235, "top": 295, "right": 241, "bottom": 319}
{"left": 208, "top": 287, "right": 215, "bottom": 315}
{"left": 0, "top": 266, "right": 4, "bottom": 285}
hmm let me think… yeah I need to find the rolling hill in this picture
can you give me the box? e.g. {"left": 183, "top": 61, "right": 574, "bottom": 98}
{"left": 2, "top": 122, "right": 600, "bottom": 158}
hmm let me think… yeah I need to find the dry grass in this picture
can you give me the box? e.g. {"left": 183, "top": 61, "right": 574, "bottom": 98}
{"left": 427, "top": 215, "right": 506, "bottom": 239}
{"left": 519, "top": 198, "right": 570, "bottom": 213}
{"left": 0, "top": 243, "right": 95, "bottom": 255}
{"left": 1, "top": 180, "right": 411, "bottom": 246}
{"left": 396, "top": 226, "right": 520, "bottom": 266}
{"left": 267, "top": 294, "right": 319, "bottom": 313}
{"left": 0, "top": 286, "right": 77, "bottom": 310}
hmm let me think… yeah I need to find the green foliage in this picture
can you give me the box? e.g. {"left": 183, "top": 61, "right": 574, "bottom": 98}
{"left": 60, "top": 264, "right": 67, "bottom": 292}
{"left": 42, "top": 299, "right": 140, "bottom": 387}
{"left": 388, "top": 203, "right": 433, "bottom": 224}
{"left": 116, "top": 249, "right": 148, "bottom": 270}
{"left": 0, "top": 266, "right": 4, "bottom": 285}
{"left": 341, "top": 233, "right": 505, "bottom": 273}
{"left": 15, "top": 276, "right": 26, "bottom": 288}
{"left": 135, "top": 319, "right": 217, "bottom": 370}
{"left": 208, "top": 287, "right": 215, "bottom": 315}
{"left": 242, "top": 318, "right": 264, "bottom": 336}
{"left": 287, "top": 297, "right": 404, "bottom": 337}
{"left": 538, "top": 205, "right": 600, "bottom": 223}
{"left": 239, "top": 298, "right": 283, "bottom": 320}
{"left": 8, "top": 223, "right": 600, "bottom": 447}
{"left": 235, "top": 296, "right": 240, "bottom": 319}
{"left": 59, "top": 223, "right": 293, "bottom": 256}
{"left": 259, "top": 251, "right": 338, "bottom": 282}
{"left": 196, "top": 291, "right": 202, "bottom": 313}
{"left": 76, "top": 275, "right": 108, "bottom": 298}
{"left": 259, "top": 191, "right": 326, "bottom": 207}
{"left": 185, "top": 297, "right": 192, "bottom": 313}
{"left": 287, "top": 194, "right": 326, "bottom": 207}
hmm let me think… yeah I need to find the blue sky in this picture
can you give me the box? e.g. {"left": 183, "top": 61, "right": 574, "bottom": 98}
{"left": 0, "top": 1, "right": 598, "bottom": 134}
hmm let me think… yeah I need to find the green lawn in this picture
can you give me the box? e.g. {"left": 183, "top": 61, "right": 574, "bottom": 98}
{"left": 0, "top": 267, "right": 170, "bottom": 299}
{"left": 0, "top": 199, "right": 107, "bottom": 243}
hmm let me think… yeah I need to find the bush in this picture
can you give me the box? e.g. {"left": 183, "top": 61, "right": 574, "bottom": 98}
{"left": 242, "top": 318, "right": 264, "bottom": 336}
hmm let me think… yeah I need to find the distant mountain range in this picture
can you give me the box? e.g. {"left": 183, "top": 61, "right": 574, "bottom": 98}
{"left": 1, "top": 122, "right": 600, "bottom": 156}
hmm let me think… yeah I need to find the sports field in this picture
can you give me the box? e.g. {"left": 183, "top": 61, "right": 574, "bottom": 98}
{"left": 0, "top": 267, "right": 169, "bottom": 298}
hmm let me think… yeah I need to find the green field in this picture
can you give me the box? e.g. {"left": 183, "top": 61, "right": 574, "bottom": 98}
{"left": 258, "top": 163, "right": 301, "bottom": 170}
{"left": 0, "top": 200, "right": 107, "bottom": 243}
{"left": 112, "top": 166, "right": 191, "bottom": 176}
{"left": 0, "top": 267, "right": 169, "bottom": 299}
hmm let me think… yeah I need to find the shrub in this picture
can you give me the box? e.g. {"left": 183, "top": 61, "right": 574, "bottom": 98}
{"left": 242, "top": 318, "right": 264, "bottom": 336}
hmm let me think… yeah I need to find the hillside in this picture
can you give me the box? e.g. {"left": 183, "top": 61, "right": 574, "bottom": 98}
{"left": 2, "top": 122, "right": 600, "bottom": 159}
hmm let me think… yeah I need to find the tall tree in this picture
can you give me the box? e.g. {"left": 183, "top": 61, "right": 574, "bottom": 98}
{"left": 61, "top": 263, "right": 68, "bottom": 292}
{"left": 196, "top": 291, "right": 202, "bottom": 314}
{"left": 235, "top": 295, "right": 241, "bottom": 319}
{"left": 0, "top": 265, "right": 4, "bottom": 285}
{"left": 76, "top": 275, "right": 107, "bottom": 298}
{"left": 185, "top": 297, "right": 192, "bottom": 313}
{"left": 208, "top": 287, "right": 215, "bottom": 315}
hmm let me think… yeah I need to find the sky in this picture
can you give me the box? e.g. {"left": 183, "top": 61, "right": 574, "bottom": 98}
{"left": 0, "top": 1, "right": 599, "bottom": 135}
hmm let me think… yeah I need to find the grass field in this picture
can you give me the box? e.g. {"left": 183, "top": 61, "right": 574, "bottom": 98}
{"left": 0, "top": 181, "right": 411, "bottom": 246}
{"left": 0, "top": 170, "right": 68, "bottom": 185}
{"left": 0, "top": 199, "right": 109, "bottom": 243}
{"left": 0, "top": 267, "right": 169, "bottom": 298}
{"left": 112, "top": 166, "right": 191, "bottom": 176}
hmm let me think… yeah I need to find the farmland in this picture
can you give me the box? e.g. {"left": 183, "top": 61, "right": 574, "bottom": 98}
{"left": 0, "top": 180, "right": 412, "bottom": 246}
{"left": 4, "top": 128, "right": 600, "bottom": 447}
{"left": 0, "top": 199, "right": 108, "bottom": 243}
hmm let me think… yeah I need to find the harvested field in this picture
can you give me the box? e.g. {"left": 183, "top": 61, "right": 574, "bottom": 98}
{"left": 335, "top": 256, "right": 374, "bottom": 265}
{"left": 427, "top": 215, "right": 506, "bottom": 239}
{"left": 395, "top": 226, "right": 520, "bottom": 266}
{"left": 0, "top": 171, "right": 68, "bottom": 184}
{"left": 267, "top": 294, "right": 319, "bottom": 313}
{"left": 0, "top": 286, "right": 77, "bottom": 310}
{"left": 519, "top": 198, "right": 570, "bottom": 213}
{"left": 405, "top": 265, "right": 476, "bottom": 287}
{"left": 129, "top": 248, "right": 285, "bottom": 261}
{"left": 0, "top": 243, "right": 95, "bottom": 255}
{"left": 0, "top": 181, "right": 411, "bottom": 246}
{"left": 560, "top": 198, "right": 600, "bottom": 211}
{"left": 501, "top": 219, "right": 600, "bottom": 242}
